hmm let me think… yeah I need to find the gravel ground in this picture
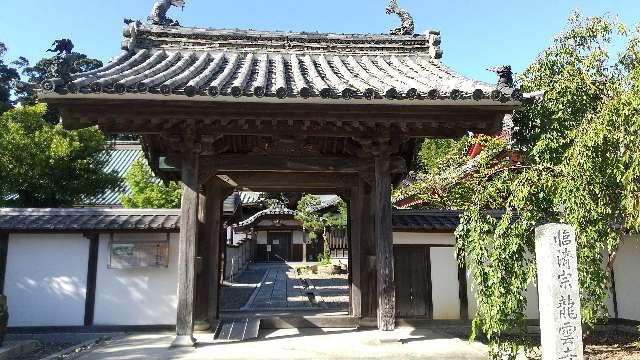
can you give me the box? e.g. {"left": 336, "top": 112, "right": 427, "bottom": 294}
{"left": 10, "top": 341, "right": 78, "bottom": 360}
{"left": 436, "top": 330, "right": 640, "bottom": 360}
{"left": 13, "top": 336, "right": 115, "bottom": 360}
{"left": 527, "top": 331, "right": 640, "bottom": 360}
{"left": 292, "top": 271, "right": 349, "bottom": 310}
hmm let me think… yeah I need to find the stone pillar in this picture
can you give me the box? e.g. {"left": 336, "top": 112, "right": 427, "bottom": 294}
{"left": 173, "top": 150, "right": 199, "bottom": 347}
{"left": 374, "top": 158, "right": 395, "bottom": 331}
{"left": 535, "top": 223, "right": 583, "bottom": 360}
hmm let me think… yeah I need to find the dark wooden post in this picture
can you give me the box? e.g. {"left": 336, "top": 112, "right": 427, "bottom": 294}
{"left": 349, "top": 185, "right": 362, "bottom": 318}
{"left": 0, "top": 232, "right": 8, "bottom": 294}
{"left": 205, "top": 181, "right": 223, "bottom": 327}
{"left": 194, "top": 191, "right": 210, "bottom": 330}
{"left": 359, "top": 176, "right": 377, "bottom": 320}
{"left": 173, "top": 149, "right": 200, "bottom": 347}
{"left": 83, "top": 233, "right": 100, "bottom": 326}
{"left": 374, "top": 157, "right": 395, "bottom": 331}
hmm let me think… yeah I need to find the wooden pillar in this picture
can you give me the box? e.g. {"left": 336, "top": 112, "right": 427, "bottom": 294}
{"left": 349, "top": 185, "right": 362, "bottom": 318}
{"left": 360, "top": 176, "right": 377, "bottom": 319}
{"left": 172, "top": 150, "right": 199, "bottom": 347}
{"left": 83, "top": 233, "right": 100, "bottom": 326}
{"left": 194, "top": 192, "right": 209, "bottom": 329}
{"left": 206, "top": 182, "right": 223, "bottom": 326}
{"left": 0, "top": 232, "right": 8, "bottom": 294}
{"left": 374, "top": 157, "right": 395, "bottom": 331}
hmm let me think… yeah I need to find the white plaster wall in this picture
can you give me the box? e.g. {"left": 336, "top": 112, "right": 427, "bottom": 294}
{"left": 5, "top": 233, "right": 89, "bottom": 327}
{"left": 393, "top": 232, "right": 455, "bottom": 245}
{"left": 430, "top": 247, "right": 461, "bottom": 320}
{"left": 257, "top": 231, "right": 268, "bottom": 245}
{"left": 293, "top": 231, "right": 304, "bottom": 245}
{"left": 93, "top": 233, "right": 179, "bottom": 326}
{"left": 614, "top": 236, "right": 640, "bottom": 321}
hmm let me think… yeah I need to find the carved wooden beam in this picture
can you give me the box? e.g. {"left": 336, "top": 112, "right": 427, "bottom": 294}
{"left": 211, "top": 171, "right": 358, "bottom": 191}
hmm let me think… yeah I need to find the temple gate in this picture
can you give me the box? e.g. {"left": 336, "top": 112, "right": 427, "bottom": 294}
{"left": 39, "top": 5, "right": 519, "bottom": 346}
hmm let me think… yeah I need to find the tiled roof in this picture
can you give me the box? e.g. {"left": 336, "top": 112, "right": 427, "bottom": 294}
{"left": 41, "top": 25, "right": 521, "bottom": 104}
{"left": 392, "top": 209, "right": 505, "bottom": 231}
{"left": 392, "top": 209, "right": 461, "bottom": 231}
{"left": 309, "top": 195, "right": 342, "bottom": 212}
{"left": 0, "top": 208, "right": 180, "bottom": 232}
{"left": 0, "top": 208, "right": 498, "bottom": 233}
{"left": 80, "top": 143, "right": 143, "bottom": 207}
{"left": 236, "top": 204, "right": 297, "bottom": 228}
{"left": 239, "top": 192, "right": 263, "bottom": 206}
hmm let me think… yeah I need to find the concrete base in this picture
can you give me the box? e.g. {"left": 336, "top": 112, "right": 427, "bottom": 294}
{"left": 193, "top": 320, "right": 210, "bottom": 331}
{"left": 170, "top": 335, "right": 196, "bottom": 348}
{"left": 0, "top": 340, "right": 39, "bottom": 360}
{"left": 75, "top": 327, "right": 489, "bottom": 359}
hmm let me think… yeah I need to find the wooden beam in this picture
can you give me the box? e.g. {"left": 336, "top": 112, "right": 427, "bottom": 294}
{"left": 167, "top": 155, "right": 406, "bottom": 175}
{"left": 213, "top": 172, "right": 358, "bottom": 190}
{"left": 173, "top": 150, "right": 199, "bottom": 347}
{"left": 349, "top": 185, "right": 362, "bottom": 318}
{"left": 83, "top": 233, "right": 100, "bottom": 326}
{"left": 202, "top": 156, "right": 397, "bottom": 173}
{"left": 0, "top": 232, "right": 8, "bottom": 294}
{"left": 56, "top": 100, "right": 510, "bottom": 138}
{"left": 374, "top": 158, "right": 395, "bottom": 331}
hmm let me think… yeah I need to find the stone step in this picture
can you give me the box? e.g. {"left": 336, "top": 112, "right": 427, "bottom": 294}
{"left": 214, "top": 318, "right": 261, "bottom": 342}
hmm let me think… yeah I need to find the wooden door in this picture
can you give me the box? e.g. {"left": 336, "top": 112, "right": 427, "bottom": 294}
{"left": 267, "top": 232, "right": 292, "bottom": 262}
{"left": 394, "top": 245, "right": 432, "bottom": 318}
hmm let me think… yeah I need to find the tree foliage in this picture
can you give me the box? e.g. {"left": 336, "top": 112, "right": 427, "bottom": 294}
{"left": 393, "top": 136, "right": 510, "bottom": 209}
{"left": 445, "top": 13, "right": 640, "bottom": 358}
{"left": 0, "top": 104, "right": 121, "bottom": 207}
{"left": 120, "top": 157, "right": 182, "bottom": 209}
{"left": 0, "top": 42, "right": 23, "bottom": 114}
{"left": 295, "top": 195, "right": 347, "bottom": 263}
{"left": 0, "top": 39, "right": 102, "bottom": 121}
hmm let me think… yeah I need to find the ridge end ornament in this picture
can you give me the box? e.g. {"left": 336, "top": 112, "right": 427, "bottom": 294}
{"left": 386, "top": 0, "right": 415, "bottom": 36}
{"left": 148, "top": 0, "right": 186, "bottom": 26}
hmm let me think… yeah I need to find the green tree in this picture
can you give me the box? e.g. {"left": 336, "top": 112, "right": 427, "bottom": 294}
{"left": 0, "top": 42, "right": 23, "bottom": 114}
{"left": 0, "top": 104, "right": 121, "bottom": 207}
{"left": 393, "top": 136, "right": 507, "bottom": 209}
{"left": 448, "top": 14, "right": 640, "bottom": 358}
{"left": 120, "top": 157, "right": 182, "bottom": 208}
{"left": 295, "top": 195, "right": 347, "bottom": 264}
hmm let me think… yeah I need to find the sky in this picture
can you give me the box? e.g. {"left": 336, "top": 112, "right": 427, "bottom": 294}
{"left": 1, "top": 0, "right": 640, "bottom": 83}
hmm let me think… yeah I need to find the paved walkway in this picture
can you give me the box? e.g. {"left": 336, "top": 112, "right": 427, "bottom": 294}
{"left": 76, "top": 327, "right": 490, "bottom": 360}
{"left": 244, "top": 263, "right": 316, "bottom": 310}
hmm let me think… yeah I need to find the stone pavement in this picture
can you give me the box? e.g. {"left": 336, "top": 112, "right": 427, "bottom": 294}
{"left": 75, "top": 327, "right": 490, "bottom": 360}
{"left": 244, "top": 263, "right": 316, "bottom": 310}
{"left": 221, "top": 266, "right": 267, "bottom": 311}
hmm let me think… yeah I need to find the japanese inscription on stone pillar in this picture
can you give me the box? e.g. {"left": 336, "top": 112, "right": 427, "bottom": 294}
{"left": 535, "top": 223, "right": 583, "bottom": 360}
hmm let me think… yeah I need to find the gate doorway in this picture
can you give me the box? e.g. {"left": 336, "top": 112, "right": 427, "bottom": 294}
{"left": 394, "top": 245, "right": 432, "bottom": 318}
{"left": 266, "top": 231, "right": 292, "bottom": 262}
